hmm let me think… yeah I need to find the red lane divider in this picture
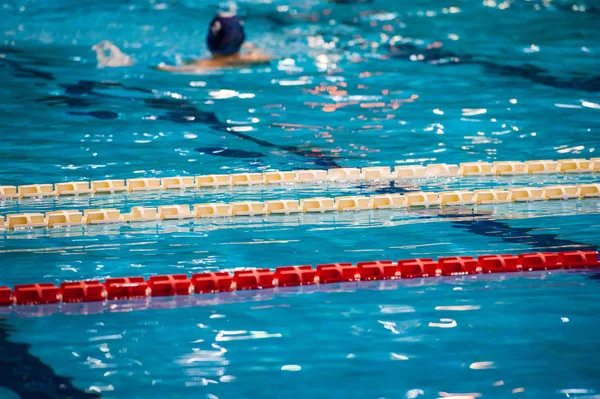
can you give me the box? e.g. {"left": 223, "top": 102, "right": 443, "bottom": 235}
{"left": 60, "top": 280, "right": 105, "bottom": 303}
{"left": 14, "top": 284, "right": 60, "bottom": 305}
{"left": 233, "top": 269, "right": 275, "bottom": 290}
{"left": 560, "top": 251, "right": 598, "bottom": 268}
{"left": 439, "top": 256, "right": 478, "bottom": 276}
{"left": 478, "top": 254, "right": 519, "bottom": 273}
{"left": 105, "top": 277, "right": 148, "bottom": 300}
{"left": 192, "top": 272, "right": 232, "bottom": 294}
{"left": 357, "top": 260, "right": 397, "bottom": 280}
{"left": 0, "top": 250, "right": 598, "bottom": 306}
{"left": 148, "top": 275, "right": 192, "bottom": 297}
{"left": 274, "top": 266, "right": 316, "bottom": 287}
{"left": 398, "top": 258, "right": 436, "bottom": 278}
{"left": 316, "top": 263, "right": 358, "bottom": 283}
{"left": 0, "top": 287, "right": 13, "bottom": 306}
{"left": 519, "top": 252, "right": 560, "bottom": 271}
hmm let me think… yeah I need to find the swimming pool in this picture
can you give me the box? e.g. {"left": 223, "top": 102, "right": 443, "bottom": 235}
{"left": 1, "top": 0, "right": 600, "bottom": 397}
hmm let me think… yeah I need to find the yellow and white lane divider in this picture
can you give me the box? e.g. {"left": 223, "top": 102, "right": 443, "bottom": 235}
{"left": 0, "top": 158, "right": 598, "bottom": 201}
{"left": 1, "top": 183, "right": 599, "bottom": 230}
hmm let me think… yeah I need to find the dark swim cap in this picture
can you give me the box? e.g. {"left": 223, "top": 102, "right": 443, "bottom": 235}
{"left": 207, "top": 13, "right": 246, "bottom": 55}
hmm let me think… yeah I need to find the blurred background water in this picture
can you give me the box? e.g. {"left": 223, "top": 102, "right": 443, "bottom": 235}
{"left": 0, "top": 0, "right": 599, "bottom": 398}
{"left": 0, "top": 0, "right": 599, "bottom": 184}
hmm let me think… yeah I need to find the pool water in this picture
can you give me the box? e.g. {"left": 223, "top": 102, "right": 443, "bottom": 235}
{"left": 1, "top": 0, "right": 599, "bottom": 397}
{"left": 4, "top": 271, "right": 600, "bottom": 399}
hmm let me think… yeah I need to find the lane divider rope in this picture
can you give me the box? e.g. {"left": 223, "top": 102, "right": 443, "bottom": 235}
{"left": 0, "top": 251, "right": 597, "bottom": 307}
{"left": 1, "top": 158, "right": 598, "bottom": 201}
{"left": 1, "top": 183, "right": 599, "bottom": 230}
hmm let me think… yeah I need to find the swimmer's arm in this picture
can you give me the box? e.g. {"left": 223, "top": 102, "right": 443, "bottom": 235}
{"left": 155, "top": 62, "right": 209, "bottom": 72}
{"left": 242, "top": 52, "right": 274, "bottom": 63}
{"left": 155, "top": 55, "right": 228, "bottom": 71}
{"left": 241, "top": 43, "right": 274, "bottom": 62}
{"left": 156, "top": 54, "right": 273, "bottom": 72}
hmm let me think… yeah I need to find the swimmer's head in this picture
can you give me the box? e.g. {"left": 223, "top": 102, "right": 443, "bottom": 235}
{"left": 207, "top": 13, "right": 246, "bottom": 56}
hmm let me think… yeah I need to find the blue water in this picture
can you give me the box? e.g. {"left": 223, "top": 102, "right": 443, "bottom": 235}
{"left": 1, "top": 0, "right": 600, "bottom": 397}
{"left": 4, "top": 271, "right": 600, "bottom": 399}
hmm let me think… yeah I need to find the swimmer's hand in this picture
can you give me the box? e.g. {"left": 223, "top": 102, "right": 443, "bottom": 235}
{"left": 93, "top": 40, "right": 134, "bottom": 68}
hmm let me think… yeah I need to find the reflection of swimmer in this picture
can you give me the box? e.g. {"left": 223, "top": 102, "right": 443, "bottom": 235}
{"left": 156, "top": 13, "right": 272, "bottom": 72}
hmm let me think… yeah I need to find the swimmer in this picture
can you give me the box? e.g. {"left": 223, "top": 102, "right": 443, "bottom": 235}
{"left": 156, "top": 13, "right": 272, "bottom": 72}
{"left": 92, "top": 13, "right": 271, "bottom": 71}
